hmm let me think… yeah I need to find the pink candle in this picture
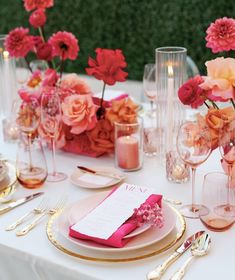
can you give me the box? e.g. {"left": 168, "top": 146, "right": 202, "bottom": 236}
{"left": 116, "top": 135, "right": 139, "bottom": 169}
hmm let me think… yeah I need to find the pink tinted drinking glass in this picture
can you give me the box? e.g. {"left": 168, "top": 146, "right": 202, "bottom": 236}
{"left": 177, "top": 120, "right": 211, "bottom": 219}
{"left": 40, "top": 91, "right": 67, "bottom": 182}
{"left": 218, "top": 120, "right": 235, "bottom": 217}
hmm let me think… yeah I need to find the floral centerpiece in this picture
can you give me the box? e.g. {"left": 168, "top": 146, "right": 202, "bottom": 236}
{"left": 178, "top": 17, "right": 235, "bottom": 181}
{"left": 5, "top": 0, "right": 138, "bottom": 157}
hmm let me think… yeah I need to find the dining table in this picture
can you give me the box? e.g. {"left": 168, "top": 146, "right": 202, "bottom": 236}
{"left": 0, "top": 79, "right": 234, "bottom": 280}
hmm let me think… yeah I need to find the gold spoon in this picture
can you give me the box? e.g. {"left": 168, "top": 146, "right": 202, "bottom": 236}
{"left": 170, "top": 233, "right": 211, "bottom": 280}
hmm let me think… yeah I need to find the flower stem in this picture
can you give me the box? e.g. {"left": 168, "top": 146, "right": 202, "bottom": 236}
{"left": 204, "top": 101, "right": 210, "bottom": 109}
{"left": 230, "top": 98, "right": 235, "bottom": 109}
{"left": 59, "top": 51, "right": 65, "bottom": 82}
{"left": 25, "top": 57, "right": 33, "bottom": 73}
{"left": 100, "top": 82, "right": 106, "bottom": 108}
{"left": 210, "top": 100, "right": 219, "bottom": 109}
{"left": 38, "top": 27, "right": 46, "bottom": 43}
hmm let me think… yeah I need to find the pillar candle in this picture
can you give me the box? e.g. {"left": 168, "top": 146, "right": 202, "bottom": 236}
{"left": 116, "top": 135, "right": 139, "bottom": 170}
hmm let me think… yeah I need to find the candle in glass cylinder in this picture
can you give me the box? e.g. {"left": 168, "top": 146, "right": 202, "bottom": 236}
{"left": 116, "top": 135, "right": 139, "bottom": 170}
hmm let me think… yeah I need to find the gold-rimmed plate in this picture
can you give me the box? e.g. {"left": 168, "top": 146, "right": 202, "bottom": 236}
{"left": 46, "top": 204, "right": 186, "bottom": 262}
{"left": 0, "top": 161, "right": 17, "bottom": 200}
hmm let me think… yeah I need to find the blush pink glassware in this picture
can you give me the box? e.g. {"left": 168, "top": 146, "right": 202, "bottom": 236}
{"left": 218, "top": 120, "right": 235, "bottom": 217}
{"left": 177, "top": 120, "right": 212, "bottom": 219}
{"left": 40, "top": 91, "right": 67, "bottom": 182}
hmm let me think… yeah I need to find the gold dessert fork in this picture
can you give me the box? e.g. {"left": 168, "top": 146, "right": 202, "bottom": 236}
{"left": 16, "top": 197, "right": 67, "bottom": 236}
{"left": 5, "top": 198, "right": 49, "bottom": 231}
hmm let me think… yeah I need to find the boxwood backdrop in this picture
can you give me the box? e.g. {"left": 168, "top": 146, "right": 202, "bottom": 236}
{"left": 1, "top": 0, "right": 235, "bottom": 80}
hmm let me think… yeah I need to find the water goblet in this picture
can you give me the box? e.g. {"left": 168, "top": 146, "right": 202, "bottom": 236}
{"left": 16, "top": 98, "right": 40, "bottom": 170}
{"left": 143, "top": 63, "right": 157, "bottom": 117}
{"left": 40, "top": 91, "right": 67, "bottom": 182}
{"left": 143, "top": 64, "right": 157, "bottom": 156}
{"left": 177, "top": 120, "right": 212, "bottom": 219}
{"left": 217, "top": 120, "right": 235, "bottom": 216}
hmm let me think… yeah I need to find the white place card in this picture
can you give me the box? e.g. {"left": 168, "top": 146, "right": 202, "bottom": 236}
{"left": 71, "top": 183, "right": 155, "bottom": 239}
{"left": 78, "top": 173, "right": 113, "bottom": 185}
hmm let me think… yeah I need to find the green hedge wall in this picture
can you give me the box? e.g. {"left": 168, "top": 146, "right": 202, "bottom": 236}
{"left": 1, "top": 0, "right": 235, "bottom": 80}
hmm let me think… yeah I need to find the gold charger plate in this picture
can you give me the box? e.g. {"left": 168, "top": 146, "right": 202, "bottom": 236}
{"left": 46, "top": 204, "right": 186, "bottom": 263}
{"left": 0, "top": 161, "right": 17, "bottom": 200}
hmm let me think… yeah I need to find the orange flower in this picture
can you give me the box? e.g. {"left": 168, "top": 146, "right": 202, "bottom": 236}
{"left": 205, "top": 107, "right": 235, "bottom": 149}
{"left": 106, "top": 98, "right": 138, "bottom": 124}
{"left": 86, "top": 119, "right": 114, "bottom": 153}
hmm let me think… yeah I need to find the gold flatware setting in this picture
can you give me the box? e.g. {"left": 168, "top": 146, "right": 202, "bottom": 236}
{"left": 5, "top": 198, "right": 49, "bottom": 231}
{"left": 16, "top": 197, "right": 67, "bottom": 236}
{"left": 0, "top": 192, "right": 44, "bottom": 215}
{"left": 170, "top": 233, "right": 211, "bottom": 280}
{"left": 146, "top": 230, "right": 205, "bottom": 280}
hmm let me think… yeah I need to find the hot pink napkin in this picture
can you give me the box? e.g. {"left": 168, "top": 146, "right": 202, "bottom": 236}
{"left": 69, "top": 193, "right": 162, "bottom": 248}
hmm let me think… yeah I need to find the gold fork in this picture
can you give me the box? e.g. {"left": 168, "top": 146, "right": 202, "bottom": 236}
{"left": 5, "top": 198, "right": 49, "bottom": 231}
{"left": 16, "top": 197, "right": 66, "bottom": 236}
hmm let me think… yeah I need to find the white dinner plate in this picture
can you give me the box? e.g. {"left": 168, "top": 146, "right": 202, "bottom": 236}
{"left": 57, "top": 191, "right": 176, "bottom": 252}
{"left": 70, "top": 166, "right": 126, "bottom": 189}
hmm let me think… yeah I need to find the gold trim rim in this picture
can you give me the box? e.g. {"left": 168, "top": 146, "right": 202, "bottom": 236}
{"left": 46, "top": 205, "right": 186, "bottom": 263}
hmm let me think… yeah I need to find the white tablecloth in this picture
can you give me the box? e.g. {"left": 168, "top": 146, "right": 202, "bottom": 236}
{"left": 0, "top": 87, "right": 234, "bottom": 279}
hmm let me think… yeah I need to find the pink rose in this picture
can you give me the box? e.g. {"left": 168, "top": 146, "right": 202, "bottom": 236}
{"left": 42, "top": 69, "right": 58, "bottom": 87}
{"left": 29, "top": 9, "right": 46, "bottom": 28}
{"left": 178, "top": 75, "right": 208, "bottom": 108}
{"left": 23, "top": 0, "right": 54, "bottom": 11}
{"left": 36, "top": 41, "right": 52, "bottom": 61}
{"left": 200, "top": 57, "right": 235, "bottom": 101}
{"left": 60, "top": 74, "right": 92, "bottom": 95}
{"left": 61, "top": 94, "right": 97, "bottom": 134}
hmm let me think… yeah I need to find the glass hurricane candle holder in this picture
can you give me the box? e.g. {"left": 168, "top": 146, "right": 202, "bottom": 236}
{"left": 155, "top": 46, "right": 187, "bottom": 160}
{"left": 114, "top": 118, "right": 143, "bottom": 171}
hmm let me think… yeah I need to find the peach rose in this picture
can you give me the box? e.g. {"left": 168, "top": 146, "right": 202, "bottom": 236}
{"left": 60, "top": 74, "right": 92, "bottom": 95}
{"left": 61, "top": 94, "right": 97, "bottom": 134}
{"left": 86, "top": 119, "right": 114, "bottom": 153}
{"left": 205, "top": 107, "right": 235, "bottom": 149}
{"left": 106, "top": 98, "right": 138, "bottom": 124}
{"left": 200, "top": 57, "right": 235, "bottom": 100}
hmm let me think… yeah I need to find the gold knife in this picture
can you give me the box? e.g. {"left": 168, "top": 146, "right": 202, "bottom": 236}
{"left": 146, "top": 230, "right": 205, "bottom": 280}
{"left": 77, "top": 166, "right": 124, "bottom": 180}
{"left": 0, "top": 192, "right": 44, "bottom": 215}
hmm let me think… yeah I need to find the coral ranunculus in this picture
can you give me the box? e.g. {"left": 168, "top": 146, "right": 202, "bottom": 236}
{"left": 178, "top": 75, "right": 208, "bottom": 108}
{"left": 199, "top": 57, "right": 235, "bottom": 100}
{"left": 29, "top": 8, "right": 47, "bottom": 28}
{"left": 106, "top": 98, "right": 138, "bottom": 124}
{"left": 23, "top": 0, "right": 54, "bottom": 12}
{"left": 206, "top": 17, "right": 235, "bottom": 53}
{"left": 86, "top": 48, "right": 128, "bottom": 85}
{"left": 62, "top": 94, "right": 97, "bottom": 135}
{"left": 86, "top": 119, "right": 114, "bottom": 153}
{"left": 4, "top": 27, "right": 34, "bottom": 57}
{"left": 205, "top": 107, "right": 235, "bottom": 149}
{"left": 48, "top": 31, "right": 79, "bottom": 61}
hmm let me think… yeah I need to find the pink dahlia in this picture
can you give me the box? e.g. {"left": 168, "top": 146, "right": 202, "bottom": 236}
{"left": 206, "top": 17, "right": 235, "bottom": 53}
{"left": 48, "top": 31, "right": 79, "bottom": 60}
{"left": 29, "top": 8, "right": 47, "bottom": 28}
{"left": 4, "top": 27, "right": 34, "bottom": 57}
{"left": 23, "top": 0, "right": 54, "bottom": 12}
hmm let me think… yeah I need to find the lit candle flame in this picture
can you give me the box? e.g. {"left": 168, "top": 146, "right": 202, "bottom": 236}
{"left": 168, "top": 65, "right": 173, "bottom": 77}
{"left": 3, "top": 50, "right": 9, "bottom": 60}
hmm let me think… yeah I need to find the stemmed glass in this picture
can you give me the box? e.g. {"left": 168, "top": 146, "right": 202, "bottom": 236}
{"left": 217, "top": 120, "right": 235, "bottom": 216}
{"left": 177, "top": 120, "right": 212, "bottom": 219}
{"left": 143, "top": 64, "right": 157, "bottom": 117}
{"left": 40, "top": 91, "right": 67, "bottom": 182}
{"left": 143, "top": 64, "right": 157, "bottom": 156}
{"left": 16, "top": 98, "right": 40, "bottom": 170}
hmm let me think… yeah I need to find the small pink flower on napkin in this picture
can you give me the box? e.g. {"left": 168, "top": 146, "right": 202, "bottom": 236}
{"left": 69, "top": 193, "right": 162, "bottom": 248}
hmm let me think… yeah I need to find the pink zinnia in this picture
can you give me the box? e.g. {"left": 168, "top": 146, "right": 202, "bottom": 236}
{"left": 48, "top": 31, "right": 79, "bottom": 60}
{"left": 29, "top": 8, "right": 47, "bottom": 28}
{"left": 206, "top": 17, "right": 235, "bottom": 53}
{"left": 23, "top": 0, "right": 54, "bottom": 12}
{"left": 4, "top": 27, "right": 34, "bottom": 57}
